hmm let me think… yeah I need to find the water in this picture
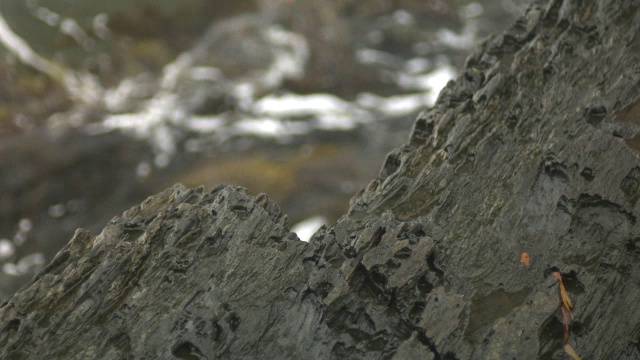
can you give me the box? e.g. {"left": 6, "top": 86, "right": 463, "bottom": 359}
{"left": 0, "top": 0, "right": 527, "bottom": 298}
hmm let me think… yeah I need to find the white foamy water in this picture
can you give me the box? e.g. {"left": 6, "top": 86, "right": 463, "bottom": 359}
{"left": 0, "top": 3, "right": 462, "bottom": 166}
{"left": 0, "top": 239, "right": 15, "bottom": 261}
{"left": 291, "top": 216, "right": 327, "bottom": 243}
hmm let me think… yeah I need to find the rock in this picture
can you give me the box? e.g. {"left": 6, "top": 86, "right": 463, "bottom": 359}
{"left": 3, "top": 0, "right": 640, "bottom": 358}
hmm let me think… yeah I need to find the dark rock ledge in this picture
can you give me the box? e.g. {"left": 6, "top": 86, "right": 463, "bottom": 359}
{"left": 3, "top": 0, "right": 640, "bottom": 359}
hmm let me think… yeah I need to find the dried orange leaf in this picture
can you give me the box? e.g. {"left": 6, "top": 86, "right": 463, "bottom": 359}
{"left": 564, "top": 343, "right": 582, "bottom": 360}
{"left": 553, "top": 272, "right": 574, "bottom": 309}
{"left": 560, "top": 305, "right": 573, "bottom": 342}
{"left": 520, "top": 252, "right": 530, "bottom": 266}
{"left": 560, "top": 305, "right": 573, "bottom": 327}
{"left": 559, "top": 283, "right": 574, "bottom": 309}
{"left": 552, "top": 272, "right": 579, "bottom": 359}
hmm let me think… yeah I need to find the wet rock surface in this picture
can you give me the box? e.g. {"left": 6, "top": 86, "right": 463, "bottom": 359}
{"left": 3, "top": 0, "right": 640, "bottom": 359}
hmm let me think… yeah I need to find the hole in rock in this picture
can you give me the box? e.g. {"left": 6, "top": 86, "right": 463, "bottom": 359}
{"left": 171, "top": 341, "right": 205, "bottom": 360}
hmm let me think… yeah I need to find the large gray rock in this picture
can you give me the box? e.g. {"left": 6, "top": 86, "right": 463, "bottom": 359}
{"left": 3, "top": 0, "right": 640, "bottom": 358}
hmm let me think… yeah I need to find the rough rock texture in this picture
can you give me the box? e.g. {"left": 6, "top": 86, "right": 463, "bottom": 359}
{"left": 3, "top": 0, "right": 640, "bottom": 359}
